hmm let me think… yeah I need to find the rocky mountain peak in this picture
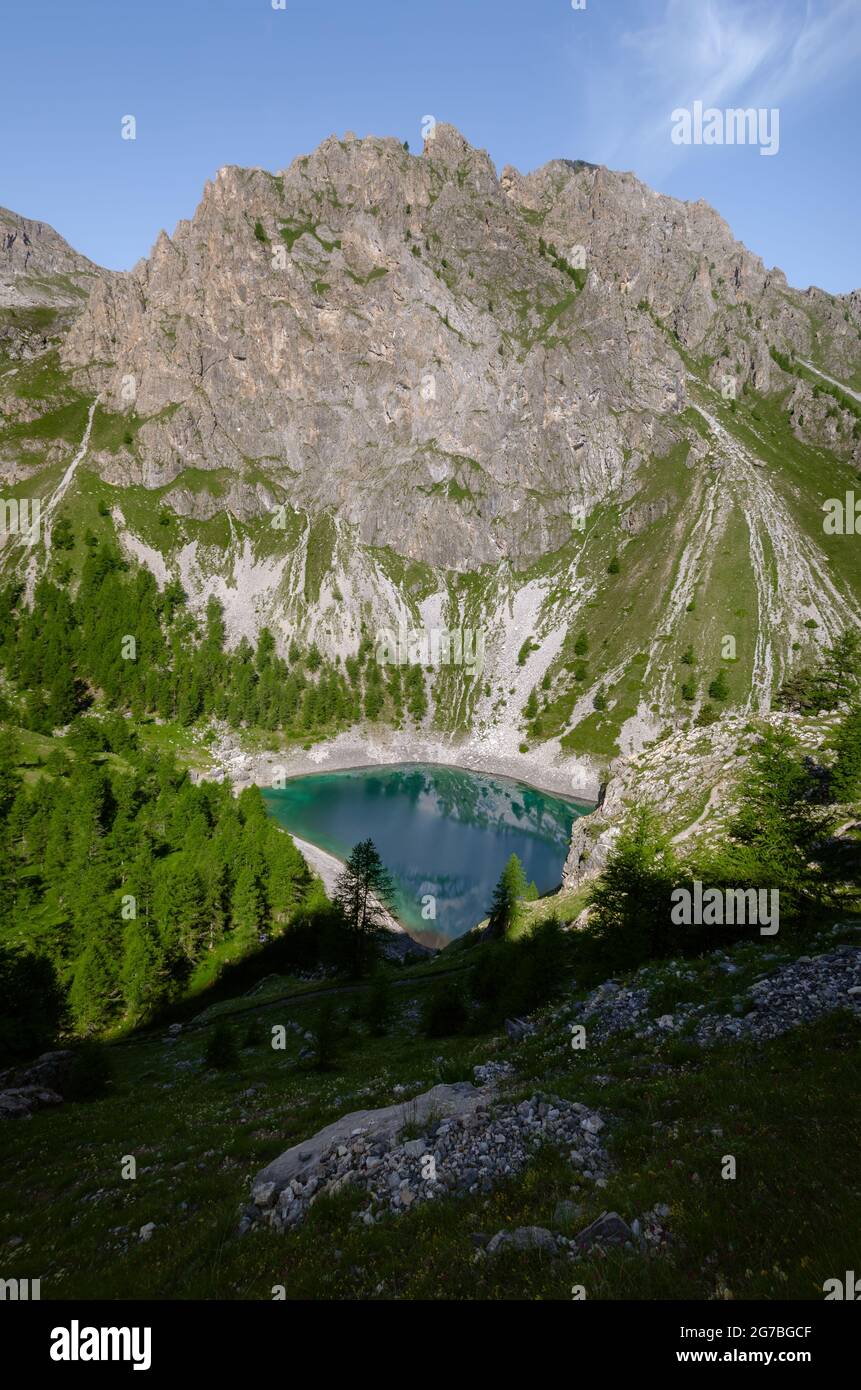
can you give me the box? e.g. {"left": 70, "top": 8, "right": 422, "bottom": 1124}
{"left": 0, "top": 206, "right": 100, "bottom": 308}
{"left": 2, "top": 123, "right": 859, "bottom": 762}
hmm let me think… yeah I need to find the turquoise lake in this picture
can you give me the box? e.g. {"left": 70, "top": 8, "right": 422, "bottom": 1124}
{"left": 261, "top": 763, "right": 591, "bottom": 948}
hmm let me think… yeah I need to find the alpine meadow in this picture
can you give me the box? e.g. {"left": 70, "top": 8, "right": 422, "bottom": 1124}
{"left": 0, "top": 0, "right": 859, "bottom": 1352}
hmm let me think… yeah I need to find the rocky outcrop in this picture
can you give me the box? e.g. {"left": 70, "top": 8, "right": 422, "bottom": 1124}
{"left": 564, "top": 943, "right": 861, "bottom": 1046}
{"left": 57, "top": 128, "right": 686, "bottom": 571}
{"left": 0, "top": 1085, "right": 64, "bottom": 1120}
{"left": 3, "top": 127, "right": 860, "bottom": 755}
{"left": 242, "top": 1081, "right": 610, "bottom": 1233}
{"left": 562, "top": 711, "right": 846, "bottom": 890}
{"left": 0, "top": 206, "right": 103, "bottom": 309}
{"left": 0, "top": 1050, "right": 73, "bottom": 1119}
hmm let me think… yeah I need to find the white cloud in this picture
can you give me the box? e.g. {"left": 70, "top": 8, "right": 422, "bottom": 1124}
{"left": 573, "top": 0, "right": 861, "bottom": 178}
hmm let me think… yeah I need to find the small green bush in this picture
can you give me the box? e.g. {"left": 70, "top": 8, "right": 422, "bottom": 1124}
{"left": 421, "top": 980, "right": 469, "bottom": 1038}
{"left": 205, "top": 1022, "right": 239, "bottom": 1071}
{"left": 65, "top": 1042, "right": 113, "bottom": 1100}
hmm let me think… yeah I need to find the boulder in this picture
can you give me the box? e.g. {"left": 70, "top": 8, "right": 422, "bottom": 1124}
{"left": 0, "top": 1050, "right": 73, "bottom": 1096}
{"left": 0, "top": 1085, "right": 64, "bottom": 1120}
{"left": 252, "top": 1082, "right": 490, "bottom": 1196}
{"left": 573, "top": 1210, "right": 634, "bottom": 1249}
{"left": 487, "top": 1226, "right": 558, "bottom": 1256}
{"left": 504, "top": 1017, "right": 535, "bottom": 1042}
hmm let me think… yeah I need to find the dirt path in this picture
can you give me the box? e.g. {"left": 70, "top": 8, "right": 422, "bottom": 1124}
{"left": 799, "top": 360, "right": 861, "bottom": 404}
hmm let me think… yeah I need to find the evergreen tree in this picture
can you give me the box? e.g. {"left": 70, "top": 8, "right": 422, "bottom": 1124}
{"left": 205, "top": 1021, "right": 239, "bottom": 1071}
{"left": 120, "top": 917, "right": 164, "bottom": 1022}
{"left": 726, "top": 727, "right": 826, "bottom": 902}
{"left": 486, "top": 853, "right": 527, "bottom": 940}
{"left": 333, "top": 839, "right": 395, "bottom": 975}
{"left": 69, "top": 937, "right": 118, "bottom": 1034}
{"left": 0, "top": 948, "right": 64, "bottom": 1060}
{"left": 232, "top": 864, "right": 267, "bottom": 949}
{"left": 363, "top": 967, "right": 396, "bottom": 1036}
{"left": 585, "top": 804, "right": 678, "bottom": 971}
{"left": 155, "top": 858, "right": 206, "bottom": 966}
{"left": 830, "top": 705, "right": 861, "bottom": 803}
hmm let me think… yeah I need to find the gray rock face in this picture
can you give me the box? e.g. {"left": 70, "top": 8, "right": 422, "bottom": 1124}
{"left": 58, "top": 128, "right": 861, "bottom": 560}
{"left": 573, "top": 1210, "right": 635, "bottom": 1250}
{"left": 486, "top": 1225, "right": 557, "bottom": 1256}
{"left": 0, "top": 1085, "right": 64, "bottom": 1120}
{"left": 0, "top": 1050, "right": 74, "bottom": 1118}
{"left": 0, "top": 206, "right": 102, "bottom": 309}
{"left": 253, "top": 1081, "right": 488, "bottom": 1193}
{"left": 59, "top": 126, "right": 689, "bottom": 570}
{"left": 243, "top": 1082, "right": 610, "bottom": 1234}
{"left": 3, "top": 125, "right": 859, "bottom": 767}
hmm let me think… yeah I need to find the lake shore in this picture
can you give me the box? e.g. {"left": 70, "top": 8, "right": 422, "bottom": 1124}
{"left": 200, "top": 725, "right": 601, "bottom": 805}
{"left": 287, "top": 833, "right": 428, "bottom": 955}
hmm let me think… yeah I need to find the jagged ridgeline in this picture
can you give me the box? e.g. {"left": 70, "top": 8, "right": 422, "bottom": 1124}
{"left": 1, "top": 124, "right": 860, "bottom": 772}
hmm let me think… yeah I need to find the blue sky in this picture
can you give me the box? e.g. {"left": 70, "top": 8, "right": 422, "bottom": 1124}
{"left": 1, "top": 0, "right": 858, "bottom": 291}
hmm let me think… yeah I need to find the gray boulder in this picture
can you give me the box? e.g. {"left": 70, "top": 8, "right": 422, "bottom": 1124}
{"left": 487, "top": 1226, "right": 558, "bottom": 1256}
{"left": 253, "top": 1082, "right": 489, "bottom": 1197}
{"left": 0, "top": 1086, "right": 64, "bottom": 1120}
{"left": 573, "top": 1210, "right": 634, "bottom": 1249}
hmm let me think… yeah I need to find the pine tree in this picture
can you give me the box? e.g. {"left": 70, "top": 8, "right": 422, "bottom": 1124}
{"left": 817, "top": 629, "right": 861, "bottom": 707}
{"left": 829, "top": 705, "right": 861, "bottom": 803}
{"left": 486, "top": 853, "right": 527, "bottom": 939}
{"left": 727, "top": 727, "right": 825, "bottom": 899}
{"left": 0, "top": 948, "right": 64, "bottom": 1060}
{"left": 155, "top": 858, "right": 206, "bottom": 965}
{"left": 231, "top": 864, "right": 267, "bottom": 949}
{"left": 585, "top": 804, "right": 678, "bottom": 971}
{"left": 69, "top": 937, "right": 118, "bottom": 1034}
{"left": 120, "top": 917, "right": 164, "bottom": 1022}
{"left": 0, "top": 727, "right": 19, "bottom": 820}
{"left": 333, "top": 839, "right": 395, "bottom": 975}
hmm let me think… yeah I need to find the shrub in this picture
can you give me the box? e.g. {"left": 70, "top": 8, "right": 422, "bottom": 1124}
{"left": 310, "top": 1001, "right": 340, "bottom": 1070}
{"left": 242, "top": 1017, "right": 265, "bottom": 1049}
{"left": 421, "top": 980, "right": 469, "bottom": 1038}
{"left": 0, "top": 949, "right": 64, "bottom": 1062}
{"left": 363, "top": 968, "right": 396, "bottom": 1036}
{"left": 205, "top": 1022, "right": 240, "bottom": 1071}
{"left": 65, "top": 1042, "right": 113, "bottom": 1100}
{"left": 695, "top": 702, "right": 719, "bottom": 726}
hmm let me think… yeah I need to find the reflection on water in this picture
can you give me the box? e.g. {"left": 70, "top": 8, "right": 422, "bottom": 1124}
{"left": 262, "top": 764, "right": 591, "bottom": 947}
